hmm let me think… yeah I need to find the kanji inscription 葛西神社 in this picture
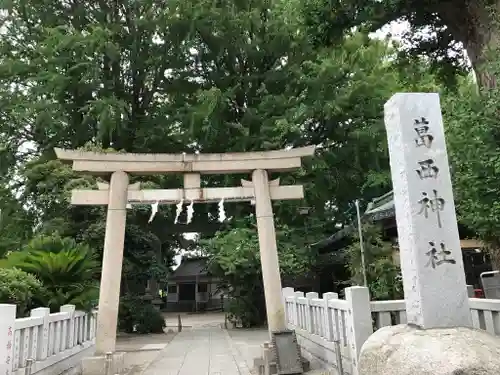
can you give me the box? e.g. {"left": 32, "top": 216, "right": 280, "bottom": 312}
{"left": 385, "top": 93, "right": 471, "bottom": 329}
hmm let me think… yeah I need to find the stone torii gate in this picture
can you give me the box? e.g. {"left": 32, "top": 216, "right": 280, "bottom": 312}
{"left": 55, "top": 146, "right": 314, "bottom": 356}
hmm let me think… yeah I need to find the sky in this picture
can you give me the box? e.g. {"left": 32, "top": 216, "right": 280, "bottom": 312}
{"left": 372, "top": 21, "right": 409, "bottom": 42}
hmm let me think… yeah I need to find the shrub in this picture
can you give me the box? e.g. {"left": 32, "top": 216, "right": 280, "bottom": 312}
{"left": 118, "top": 295, "right": 166, "bottom": 334}
{"left": 201, "top": 220, "right": 314, "bottom": 327}
{"left": 226, "top": 293, "right": 266, "bottom": 328}
{"left": 345, "top": 224, "right": 403, "bottom": 300}
{"left": 0, "top": 268, "right": 43, "bottom": 316}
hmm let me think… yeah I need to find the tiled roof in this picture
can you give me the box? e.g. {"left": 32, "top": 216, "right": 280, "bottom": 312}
{"left": 364, "top": 191, "right": 395, "bottom": 221}
{"left": 313, "top": 191, "right": 395, "bottom": 249}
{"left": 171, "top": 257, "right": 209, "bottom": 279}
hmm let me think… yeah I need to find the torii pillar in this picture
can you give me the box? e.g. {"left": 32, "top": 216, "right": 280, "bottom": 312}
{"left": 55, "top": 146, "right": 315, "bottom": 360}
{"left": 97, "top": 171, "right": 129, "bottom": 354}
{"left": 252, "top": 169, "right": 287, "bottom": 331}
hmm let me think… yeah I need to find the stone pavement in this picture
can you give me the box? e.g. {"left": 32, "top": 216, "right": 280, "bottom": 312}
{"left": 141, "top": 327, "right": 261, "bottom": 375}
{"left": 116, "top": 332, "right": 176, "bottom": 375}
{"left": 162, "top": 311, "right": 228, "bottom": 330}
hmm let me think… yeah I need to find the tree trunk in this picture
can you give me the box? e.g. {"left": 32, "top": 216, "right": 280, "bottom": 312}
{"left": 442, "top": 0, "right": 500, "bottom": 89}
{"left": 487, "top": 243, "right": 500, "bottom": 271}
{"left": 465, "top": 20, "right": 500, "bottom": 90}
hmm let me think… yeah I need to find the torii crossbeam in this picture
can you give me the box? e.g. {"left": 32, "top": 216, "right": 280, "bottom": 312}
{"left": 72, "top": 178, "right": 303, "bottom": 205}
{"left": 55, "top": 146, "right": 315, "bottom": 358}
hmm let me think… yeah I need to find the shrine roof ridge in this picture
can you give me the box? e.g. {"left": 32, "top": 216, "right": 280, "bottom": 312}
{"left": 54, "top": 146, "right": 315, "bottom": 163}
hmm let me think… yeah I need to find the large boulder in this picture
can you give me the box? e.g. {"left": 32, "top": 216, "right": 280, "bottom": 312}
{"left": 358, "top": 324, "right": 500, "bottom": 375}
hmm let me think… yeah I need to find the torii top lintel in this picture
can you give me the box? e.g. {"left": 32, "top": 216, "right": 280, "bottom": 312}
{"left": 54, "top": 146, "right": 315, "bottom": 175}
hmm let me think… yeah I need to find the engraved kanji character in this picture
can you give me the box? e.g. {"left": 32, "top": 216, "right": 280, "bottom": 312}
{"left": 414, "top": 117, "right": 434, "bottom": 148}
{"left": 418, "top": 190, "right": 445, "bottom": 228}
{"left": 426, "top": 242, "right": 457, "bottom": 268}
{"left": 416, "top": 159, "right": 439, "bottom": 179}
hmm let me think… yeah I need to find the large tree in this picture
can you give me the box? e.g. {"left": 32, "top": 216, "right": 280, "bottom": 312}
{"left": 0, "top": 184, "right": 32, "bottom": 257}
{"left": 0, "top": 0, "right": 204, "bottom": 286}
{"left": 300, "top": 0, "right": 500, "bottom": 88}
{"left": 0, "top": 0, "right": 405, "bottom": 237}
{"left": 0, "top": 0, "right": 193, "bottom": 154}
{"left": 444, "top": 75, "right": 500, "bottom": 268}
{"left": 0, "top": 0, "right": 440, "bottom": 316}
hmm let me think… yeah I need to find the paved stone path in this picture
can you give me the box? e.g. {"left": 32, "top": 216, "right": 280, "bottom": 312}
{"left": 141, "top": 327, "right": 255, "bottom": 375}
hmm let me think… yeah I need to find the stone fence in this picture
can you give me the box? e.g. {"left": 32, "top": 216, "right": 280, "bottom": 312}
{"left": 1, "top": 304, "right": 97, "bottom": 375}
{"left": 282, "top": 287, "right": 500, "bottom": 375}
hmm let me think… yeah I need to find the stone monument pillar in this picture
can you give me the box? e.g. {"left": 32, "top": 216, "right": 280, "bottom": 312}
{"left": 385, "top": 93, "right": 471, "bottom": 328}
{"left": 95, "top": 171, "right": 129, "bottom": 355}
{"left": 358, "top": 93, "right": 500, "bottom": 375}
{"left": 252, "top": 169, "right": 286, "bottom": 333}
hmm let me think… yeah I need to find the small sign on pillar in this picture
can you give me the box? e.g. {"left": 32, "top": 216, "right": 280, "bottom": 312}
{"left": 384, "top": 93, "right": 472, "bottom": 329}
{"left": 0, "top": 304, "right": 16, "bottom": 375}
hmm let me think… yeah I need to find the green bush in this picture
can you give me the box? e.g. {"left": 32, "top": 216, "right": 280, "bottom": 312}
{"left": 0, "top": 268, "right": 43, "bottom": 316}
{"left": 226, "top": 293, "right": 266, "bottom": 328}
{"left": 345, "top": 224, "right": 403, "bottom": 300}
{"left": 201, "top": 220, "right": 314, "bottom": 327}
{"left": 118, "top": 295, "right": 166, "bottom": 334}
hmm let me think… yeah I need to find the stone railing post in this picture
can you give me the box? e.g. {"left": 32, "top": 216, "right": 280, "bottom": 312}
{"left": 305, "top": 292, "right": 318, "bottom": 334}
{"left": 0, "top": 304, "right": 16, "bottom": 375}
{"left": 345, "top": 287, "right": 372, "bottom": 375}
{"left": 60, "top": 305, "right": 76, "bottom": 349}
{"left": 467, "top": 285, "right": 475, "bottom": 298}
{"left": 294, "top": 291, "right": 304, "bottom": 329}
{"left": 323, "top": 292, "right": 338, "bottom": 341}
{"left": 90, "top": 311, "right": 98, "bottom": 341}
{"left": 282, "top": 287, "right": 295, "bottom": 328}
{"left": 30, "top": 307, "right": 50, "bottom": 361}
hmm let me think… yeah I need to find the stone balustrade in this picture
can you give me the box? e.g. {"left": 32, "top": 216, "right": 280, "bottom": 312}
{"left": 1, "top": 304, "right": 97, "bottom": 375}
{"left": 283, "top": 287, "right": 500, "bottom": 374}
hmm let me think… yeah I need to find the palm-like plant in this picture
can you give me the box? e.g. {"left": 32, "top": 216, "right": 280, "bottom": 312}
{"left": 17, "top": 249, "right": 99, "bottom": 285}
{"left": 1, "top": 234, "right": 100, "bottom": 312}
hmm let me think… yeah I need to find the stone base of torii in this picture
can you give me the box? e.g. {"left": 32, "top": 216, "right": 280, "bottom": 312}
{"left": 55, "top": 146, "right": 315, "bottom": 375}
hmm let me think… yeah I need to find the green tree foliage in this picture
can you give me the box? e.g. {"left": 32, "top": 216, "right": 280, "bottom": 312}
{"left": 0, "top": 0, "right": 446, "bottom": 322}
{"left": 285, "top": 33, "right": 398, "bottom": 222}
{"left": 444, "top": 66, "right": 500, "bottom": 269}
{"left": 0, "top": 0, "right": 405, "bottom": 276}
{"left": 0, "top": 234, "right": 100, "bottom": 311}
{"left": 345, "top": 224, "right": 403, "bottom": 300}
{"left": 0, "top": 268, "right": 43, "bottom": 317}
{"left": 0, "top": 0, "right": 192, "bottom": 153}
{"left": 0, "top": 0, "right": 191, "bottom": 296}
{"left": 299, "top": 0, "right": 500, "bottom": 88}
{"left": 0, "top": 185, "right": 32, "bottom": 257}
{"left": 202, "top": 218, "right": 315, "bottom": 327}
